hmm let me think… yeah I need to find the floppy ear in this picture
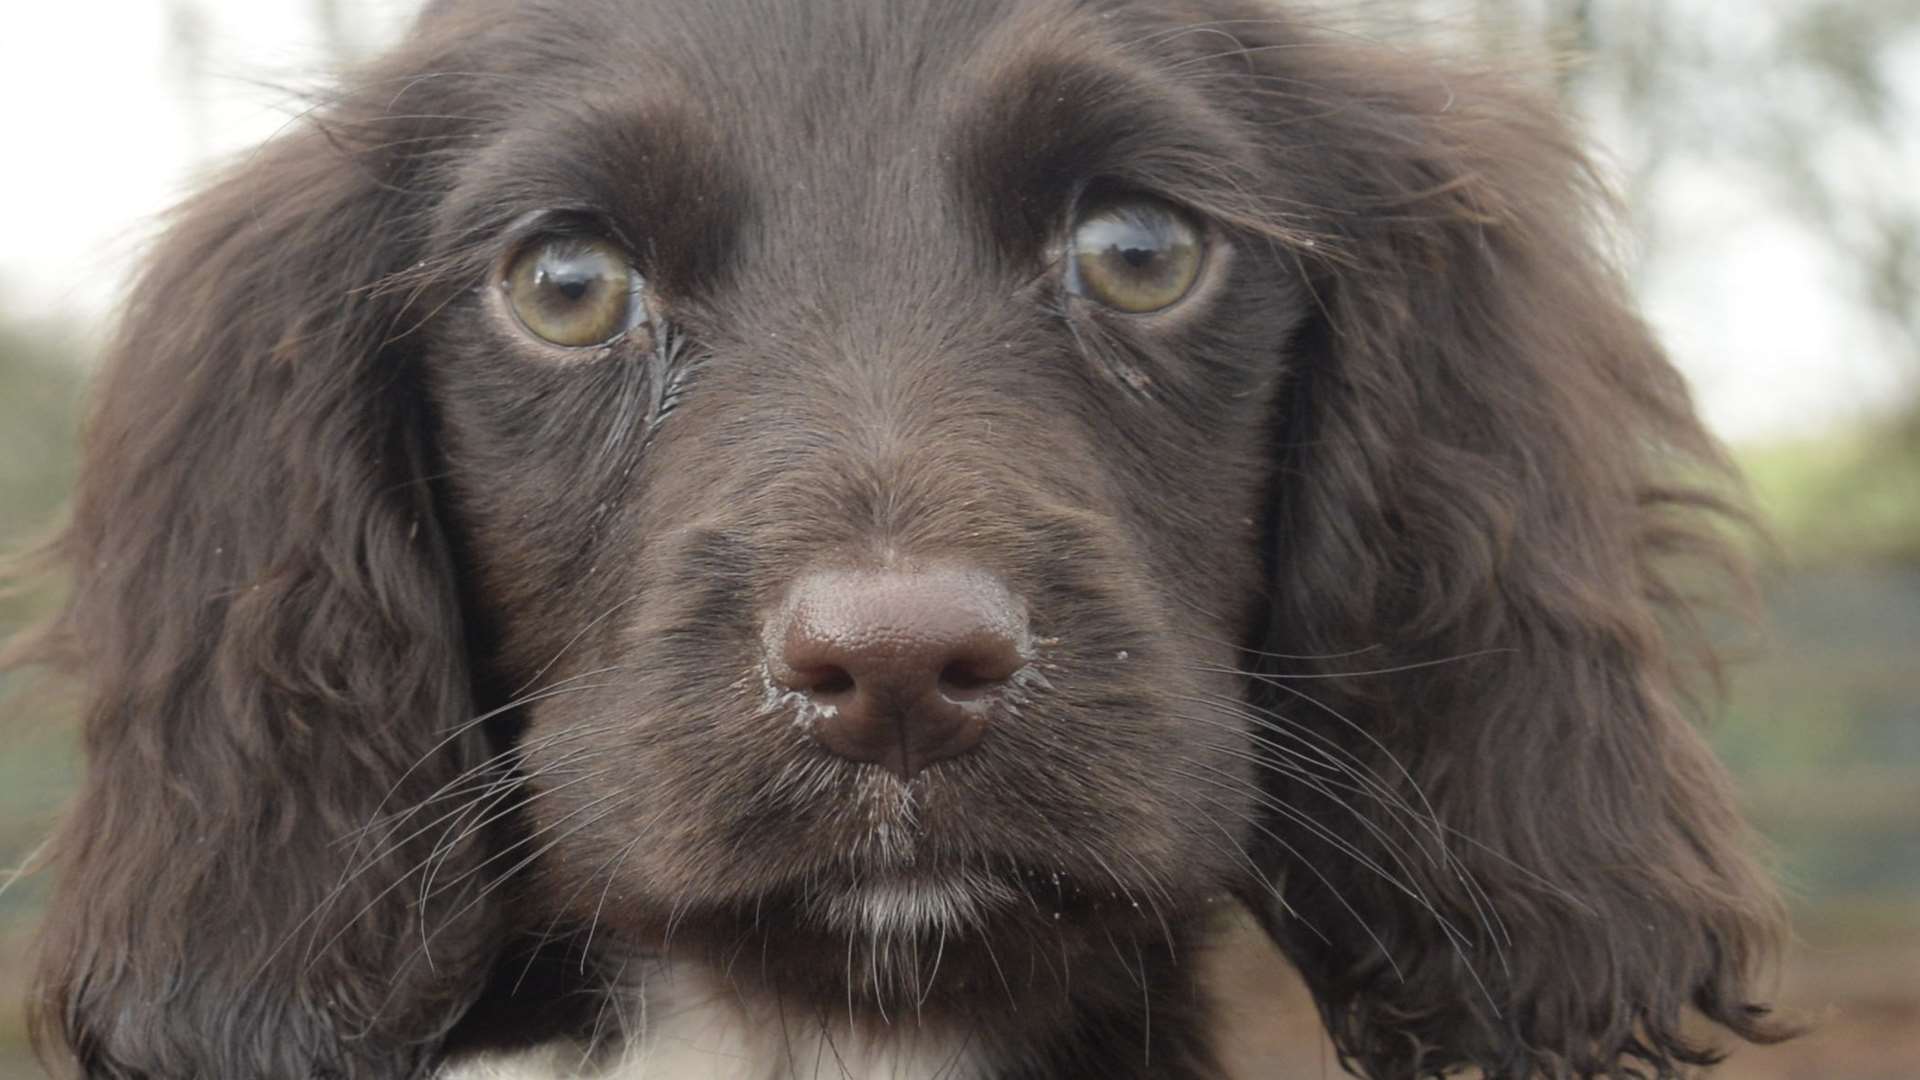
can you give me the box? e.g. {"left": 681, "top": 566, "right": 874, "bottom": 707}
{"left": 14, "top": 112, "right": 503, "bottom": 1077}
{"left": 1239, "top": 44, "right": 1792, "bottom": 1078}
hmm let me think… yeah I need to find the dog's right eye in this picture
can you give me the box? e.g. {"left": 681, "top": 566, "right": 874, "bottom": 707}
{"left": 501, "top": 235, "right": 648, "bottom": 348}
{"left": 1066, "top": 196, "right": 1204, "bottom": 314}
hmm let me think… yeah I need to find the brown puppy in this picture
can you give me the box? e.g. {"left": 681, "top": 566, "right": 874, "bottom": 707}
{"left": 14, "top": 0, "right": 1790, "bottom": 1076}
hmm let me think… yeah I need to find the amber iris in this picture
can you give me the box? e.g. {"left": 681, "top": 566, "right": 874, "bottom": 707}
{"left": 1067, "top": 197, "right": 1203, "bottom": 313}
{"left": 503, "top": 235, "right": 645, "bottom": 347}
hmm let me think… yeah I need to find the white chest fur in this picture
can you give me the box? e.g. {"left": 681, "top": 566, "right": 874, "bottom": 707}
{"left": 441, "top": 961, "right": 991, "bottom": 1080}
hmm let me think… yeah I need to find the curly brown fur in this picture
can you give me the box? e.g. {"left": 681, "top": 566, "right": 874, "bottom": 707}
{"left": 8, "top": 1, "right": 1790, "bottom": 1077}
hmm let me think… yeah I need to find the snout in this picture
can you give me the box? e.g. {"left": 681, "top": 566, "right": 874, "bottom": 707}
{"left": 766, "top": 566, "right": 1030, "bottom": 779}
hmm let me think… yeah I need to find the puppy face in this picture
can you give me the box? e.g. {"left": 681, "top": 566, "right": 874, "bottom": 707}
{"left": 421, "top": 0, "right": 1298, "bottom": 1005}
{"left": 25, "top": 0, "right": 1790, "bottom": 1074}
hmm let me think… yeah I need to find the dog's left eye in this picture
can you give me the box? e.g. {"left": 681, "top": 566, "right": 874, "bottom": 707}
{"left": 1066, "top": 196, "right": 1204, "bottom": 313}
{"left": 501, "top": 235, "right": 648, "bottom": 348}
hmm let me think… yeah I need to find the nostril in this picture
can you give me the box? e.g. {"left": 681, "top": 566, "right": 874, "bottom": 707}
{"left": 791, "top": 664, "right": 855, "bottom": 699}
{"left": 938, "top": 661, "right": 993, "bottom": 698}
{"left": 937, "top": 647, "right": 1023, "bottom": 700}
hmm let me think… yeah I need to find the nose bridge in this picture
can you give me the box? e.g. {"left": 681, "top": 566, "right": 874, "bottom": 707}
{"left": 835, "top": 331, "right": 1048, "bottom": 554}
{"left": 718, "top": 264, "right": 1042, "bottom": 552}
{"left": 701, "top": 76, "right": 1065, "bottom": 560}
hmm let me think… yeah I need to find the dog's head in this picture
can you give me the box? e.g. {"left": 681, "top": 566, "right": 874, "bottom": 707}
{"left": 17, "top": 0, "right": 1788, "bottom": 1075}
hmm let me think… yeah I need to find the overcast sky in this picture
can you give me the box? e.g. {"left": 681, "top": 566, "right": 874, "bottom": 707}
{"left": 1, "top": 0, "right": 1912, "bottom": 444}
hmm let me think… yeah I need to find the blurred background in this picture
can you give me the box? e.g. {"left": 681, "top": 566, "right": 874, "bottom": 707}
{"left": 0, "top": 1, "right": 1914, "bottom": 1076}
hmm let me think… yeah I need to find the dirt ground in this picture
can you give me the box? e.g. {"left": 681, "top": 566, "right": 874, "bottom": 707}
{"left": 1208, "top": 916, "right": 1920, "bottom": 1080}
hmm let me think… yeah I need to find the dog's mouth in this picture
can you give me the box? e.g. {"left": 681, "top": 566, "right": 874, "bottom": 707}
{"left": 636, "top": 859, "right": 1156, "bottom": 926}
{"left": 792, "top": 857, "right": 1188, "bottom": 937}
{"left": 612, "top": 859, "right": 1211, "bottom": 1012}
{"left": 793, "top": 869, "right": 1025, "bottom": 941}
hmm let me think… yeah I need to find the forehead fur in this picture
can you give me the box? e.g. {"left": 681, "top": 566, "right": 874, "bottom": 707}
{"left": 409, "top": 0, "right": 1284, "bottom": 295}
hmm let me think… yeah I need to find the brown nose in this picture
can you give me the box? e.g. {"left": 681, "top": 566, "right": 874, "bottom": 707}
{"left": 767, "top": 566, "right": 1028, "bottom": 779}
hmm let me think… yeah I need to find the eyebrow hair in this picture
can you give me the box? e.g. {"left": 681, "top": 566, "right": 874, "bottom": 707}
{"left": 427, "top": 97, "right": 750, "bottom": 295}
{"left": 946, "top": 42, "right": 1267, "bottom": 254}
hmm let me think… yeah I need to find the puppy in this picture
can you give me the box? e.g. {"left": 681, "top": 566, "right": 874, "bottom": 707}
{"left": 13, "top": 0, "right": 1790, "bottom": 1076}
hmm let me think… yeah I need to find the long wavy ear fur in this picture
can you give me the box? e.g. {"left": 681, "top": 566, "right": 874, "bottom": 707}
{"left": 1238, "top": 35, "right": 1793, "bottom": 1080}
{"left": 10, "top": 92, "right": 502, "bottom": 1079}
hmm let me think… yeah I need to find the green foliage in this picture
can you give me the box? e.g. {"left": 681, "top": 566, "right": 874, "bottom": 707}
{"left": 0, "top": 321, "right": 86, "bottom": 628}
{"left": 0, "top": 324, "right": 85, "bottom": 543}
{"left": 1742, "top": 427, "right": 1920, "bottom": 566}
{"left": 0, "top": 320, "right": 87, "bottom": 1069}
{"left": 1719, "top": 430, "right": 1920, "bottom": 908}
